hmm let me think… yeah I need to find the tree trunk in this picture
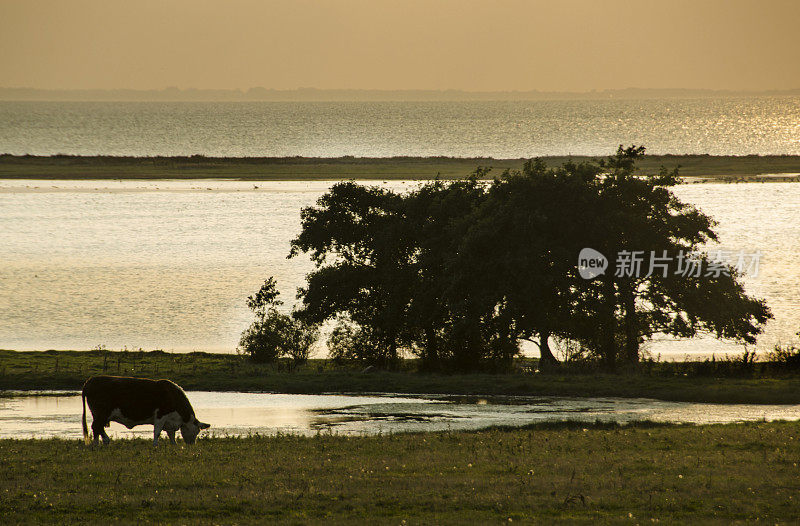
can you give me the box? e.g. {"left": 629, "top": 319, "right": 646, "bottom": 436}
{"left": 538, "top": 328, "right": 559, "bottom": 369}
{"left": 388, "top": 339, "right": 398, "bottom": 365}
{"left": 601, "top": 275, "right": 617, "bottom": 372}
{"left": 383, "top": 328, "right": 398, "bottom": 369}
{"left": 423, "top": 325, "right": 439, "bottom": 371}
{"left": 622, "top": 283, "right": 640, "bottom": 366}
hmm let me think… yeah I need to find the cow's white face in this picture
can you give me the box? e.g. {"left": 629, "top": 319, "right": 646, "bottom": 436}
{"left": 180, "top": 417, "right": 210, "bottom": 444}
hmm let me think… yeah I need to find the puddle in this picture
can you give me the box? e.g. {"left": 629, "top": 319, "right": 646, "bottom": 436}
{"left": 2, "top": 391, "right": 799, "bottom": 439}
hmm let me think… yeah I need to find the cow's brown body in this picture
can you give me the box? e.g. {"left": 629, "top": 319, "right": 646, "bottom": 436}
{"left": 82, "top": 375, "right": 209, "bottom": 445}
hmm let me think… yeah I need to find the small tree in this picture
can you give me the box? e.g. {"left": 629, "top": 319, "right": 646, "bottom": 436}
{"left": 238, "top": 277, "right": 318, "bottom": 365}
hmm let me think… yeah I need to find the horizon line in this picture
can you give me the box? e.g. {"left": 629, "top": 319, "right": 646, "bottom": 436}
{"left": 3, "top": 86, "right": 800, "bottom": 93}
{"left": 2, "top": 86, "right": 799, "bottom": 102}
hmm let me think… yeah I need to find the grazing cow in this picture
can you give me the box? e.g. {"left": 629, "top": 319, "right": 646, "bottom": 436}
{"left": 82, "top": 375, "right": 210, "bottom": 446}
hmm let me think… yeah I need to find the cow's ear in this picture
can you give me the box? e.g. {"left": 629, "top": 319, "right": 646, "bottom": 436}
{"left": 199, "top": 421, "right": 211, "bottom": 430}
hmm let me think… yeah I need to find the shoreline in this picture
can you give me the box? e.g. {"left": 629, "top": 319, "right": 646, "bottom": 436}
{"left": 3, "top": 350, "right": 800, "bottom": 405}
{"left": 2, "top": 154, "right": 800, "bottom": 181}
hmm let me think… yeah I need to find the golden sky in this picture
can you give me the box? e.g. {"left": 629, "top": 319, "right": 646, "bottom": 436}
{"left": 1, "top": 0, "right": 799, "bottom": 91}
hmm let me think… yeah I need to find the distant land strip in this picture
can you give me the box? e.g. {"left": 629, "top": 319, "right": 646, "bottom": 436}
{"left": 2, "top": 87, "right": 800, "bottom": 102}
{"left": 1, "top": 154, "right": 800, "bottom": 181}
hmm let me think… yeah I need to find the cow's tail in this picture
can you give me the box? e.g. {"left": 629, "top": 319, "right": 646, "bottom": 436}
{"left": 82, "top": 390, "right": 90, "bottom": 446}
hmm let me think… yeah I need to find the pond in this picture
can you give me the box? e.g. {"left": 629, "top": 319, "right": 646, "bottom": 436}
{"left": 2, "top": 392, "right": 800, "bottom": 440}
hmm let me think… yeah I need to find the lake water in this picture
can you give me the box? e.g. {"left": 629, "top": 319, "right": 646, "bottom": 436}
{"left": 1, "top": 179, "right": 799, "bottom": 357}
{"left": 2, "top": 98, "right": 800, "bottom": 157}
{"left": 3, "top": 392, "right": 800, "bottom": 440}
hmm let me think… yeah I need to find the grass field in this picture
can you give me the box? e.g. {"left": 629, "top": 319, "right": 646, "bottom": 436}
{"left": 3, "top": 350, "right": 800, "bottom": 404}
{"left": 1, "top": 154, "right": 800, "bottom": 181}
{"left": 2, "top": 421, "right": 799, "bottom": 523}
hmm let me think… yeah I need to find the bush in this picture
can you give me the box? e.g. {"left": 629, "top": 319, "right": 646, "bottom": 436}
{"left": 768, "top": 342, "right": 800, "bottom": 370}
{"left": 238, "top": 278, "right": 319, "bottom": 365}
{"left": 238, "top": 310, "right": 317, "bottom": 365}
{"left": 238, "top": 311, "right": 285, "bottom": 363}
{"left": 326, "top": 321, "right": 387, "bottom": 367}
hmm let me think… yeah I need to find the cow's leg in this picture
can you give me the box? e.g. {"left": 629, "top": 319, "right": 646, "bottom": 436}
{"left": 88, "top": 407, "right": 102, "bottom": 446}
{"left": 166, "top": 429, "right": 176, "bottom": 445}
{"left": 153, "top": 419, "right": 164, "bottom": 446}
{"left": 91, "top": 420, "right": 108, "bottom": 446}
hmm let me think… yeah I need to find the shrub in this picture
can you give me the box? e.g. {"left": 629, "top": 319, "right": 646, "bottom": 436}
{"left": 326, "top": 321, "right": 386, "bottom": 367}
{"left": 768, "top": 331, "right": 800, "bottom": 371}
{"left": 238, "top": 310, "right": 317, "bottom": 365}
{"left": 238, "top": 278, "right": 319, "bottom": 365}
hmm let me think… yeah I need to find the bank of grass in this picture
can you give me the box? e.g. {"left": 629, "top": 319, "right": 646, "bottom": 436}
{"left": 1, "top": 153, "right": 800, "bottom": 181}
{"left": 2, "top": 421, "right": 799, "bottom": 523}
{"left": 3, "top": 350, "right": 800, "bottom": 404}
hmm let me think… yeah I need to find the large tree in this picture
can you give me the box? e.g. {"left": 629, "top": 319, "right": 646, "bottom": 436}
{"left": 403, "top": 175, "right": 496, "bottom": 370}
{"left": 289, "top": 147, "right": 771, "bottom": 372}
{"left": 458, "top": 146, "right": 771, "bottom": 370}
{"left": 588, "top": 146, "right": 771, "bottom": 368}
{"left": 451, "top": 159, "right": 603, "bottom": 368}
{"left": 289, "top": 182, "right": 418, "bottom": 367}
{"left": 290, "top": 175, "right": 506, "bottom": 371}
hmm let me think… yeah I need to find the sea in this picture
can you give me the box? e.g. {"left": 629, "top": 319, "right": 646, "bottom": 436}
{"left": 1, "top": 97, "right": 799, "bottom": 357}
{"left": 1, "top": 97, "right": 799, "bottom": 157}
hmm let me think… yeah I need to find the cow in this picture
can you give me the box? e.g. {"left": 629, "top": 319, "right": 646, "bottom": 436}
{"left": 81, "top": 375, "right": 210, "bottom": 446}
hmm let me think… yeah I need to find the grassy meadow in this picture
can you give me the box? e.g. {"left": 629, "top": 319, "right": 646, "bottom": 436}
{"left": 3, "top": 349, "right": 800, "bottom": 404}
{"left": 2, "top": 421, "right": 799, "bottom": 523}
{"left": 1, "top": 153, "right": 800, "bottom": 181}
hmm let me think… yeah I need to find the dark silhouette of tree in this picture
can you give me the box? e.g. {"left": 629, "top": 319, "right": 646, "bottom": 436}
{"left": 466, "top": 146, "right": 771, "bottom": 370}
{"left": 403, "top": 175, "right": 494, "bottom": 370}
{"left": 587, "top": 146, "right": 771, "bottom": 369}
{"left": 452, "top": 159, "right": 602, "bottom": 369}
{"left": 289, "top": 182, "right": 417, "bottom": 367}
{"left": 287, "top": 147, "right": 771, "bottom": 372}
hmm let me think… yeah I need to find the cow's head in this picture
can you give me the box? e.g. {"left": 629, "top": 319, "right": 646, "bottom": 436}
{"left": 180, "top": 417, "right": 211, "bottom": 444}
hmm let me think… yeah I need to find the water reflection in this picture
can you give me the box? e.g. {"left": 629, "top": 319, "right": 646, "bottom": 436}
{"left": 2, "top": 392, "right": 800, "bottom": 440}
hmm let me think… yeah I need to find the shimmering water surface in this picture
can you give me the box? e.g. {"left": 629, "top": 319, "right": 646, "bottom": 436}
{"left": 3, "top": 392, "right": 800, "bottom": 440}
{"left": 1, "top": 179, "right": 798, "bottom": 356}
{"left": 2, "top": 98, "right": 800, "bottom": 157}
{"left": 2, "top": 97, "right": 800, "bottom": 356}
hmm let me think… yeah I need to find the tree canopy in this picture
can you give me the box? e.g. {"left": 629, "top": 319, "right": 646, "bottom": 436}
{"left": 282, "top": 146, "right": 771, "bottom": 371}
